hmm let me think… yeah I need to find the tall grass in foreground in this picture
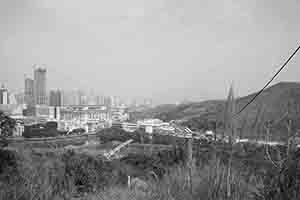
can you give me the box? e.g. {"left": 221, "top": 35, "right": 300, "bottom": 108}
{"left": 0, "top": 148, "right": 75, "bottom": 200}
{"left": 88, "top": 159, "right": 256, "bottom": 200}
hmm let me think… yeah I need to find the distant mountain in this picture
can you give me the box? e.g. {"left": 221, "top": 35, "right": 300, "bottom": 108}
{"left": 151, "top": 82, "right": 300, "bottom": 140}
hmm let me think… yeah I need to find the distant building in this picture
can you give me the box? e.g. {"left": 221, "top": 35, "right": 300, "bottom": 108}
{"left": 24, "top": 77, "right": 34, "bottom": 105}
{"left": 0, "top": 104, "right": 24, "bottom": 118}
{"left": 9, "top": 93, "right": 17, "bottom": 104}
{"left": 0, "top": 84, "right": 9, "bottom": 105}
{"left": 96, "top": 95, "right": 105, "bottom": 105}
{"left": 87, "top": 95, "right": 97, "bottom": 105}
{"left": 15, "top": 92, "right": 25, "bottom": 105}
{"left": 61, "top": 89, "right": 83, "bottom": 106}
{"left": 137, "top": 119, "right": 170, "bottom": 133}
{"left": 34, "top": 66, "right": 47, "bottom": 105}
{"left": 35, "top": 105, "right": 56, "bottom": 120}
{"left": 13, "top": 120, "right": 24, "bottom": 137}
{"left": 110, "top": 106, "right": 129, "bottom": 122}
{"left": 111, "top": 96, "right": 122, "bottom": 107}
{"left": 104, "top": 96, "right": 112, "bottom": 107}
{"left": 80, "top": 95, "right": 88, "bottom": 105}
{"left": 59, "top": 105, "right": 109, "bottom": 132}
{"left": 61, "top": 90, "right": 72, "bottom": 106}
{"left": 49, "top": 89, "right": 62, "bottom": 106}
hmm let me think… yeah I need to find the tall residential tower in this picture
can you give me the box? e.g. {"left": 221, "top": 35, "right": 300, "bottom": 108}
{"left": 49, "top": 89, "right": 62, "bottom": 107}
{"left": 33, "top": 66, "right": 47, "bottom": 105}
{"left": 24, "top": 76, "right": 34, "bottom": 106}
{"left": 0, "top": 84, "right": 9, "bottom": 104}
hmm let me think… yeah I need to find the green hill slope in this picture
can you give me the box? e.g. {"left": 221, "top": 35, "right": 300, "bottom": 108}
{"left": 152, "top": 82, "right": 300, "bottom": 140}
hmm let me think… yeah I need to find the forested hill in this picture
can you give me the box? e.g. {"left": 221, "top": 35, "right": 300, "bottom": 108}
{"left": 150, "top": 82, "right": 300, "bottom": 140}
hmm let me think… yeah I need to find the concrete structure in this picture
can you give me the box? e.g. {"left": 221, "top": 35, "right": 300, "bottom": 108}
{"left": 9, "top": 93, "right": 17, "bottom": 104}
{"left": 34, "top": 66, "right": 47, "bottom": 105}
{"left": 110, "top": 106, "right": 129, "bottom": 122}
{"left": 104, "top": 96, "right": 112, "bottom": 107}
{"left": 49, "top": 89, "right": 62, "bottom": 106}
{"left": 14, "top": 92, "right": 25, "bottom": 105}
{"left": 80, "top": 95, "right": 88, "bottom": 105}
{"left": 35, "top": 105, "right": 55, "bottom": 119}
{"left": 13, "top": 120, "right": 24, "bottom": 137}
{"left": 0, "top": 104, "right": 24, "bottom": 117}
{"left": 96, "top": 95, "right": 105, "bottom": 105}
{"left": 0, "top": 84, "right": 9, "bottom": 105}
{"left": 137, "top": 119, "right": 172, "bottom": 134}
{"left": 61, "top": 89, "right": 83, "bottom": 106}
{"left": 59, "top": 105, "right": 109, "bottom": 132}
{"left": 24, "top": 77, "right": 34, "bottom": 106}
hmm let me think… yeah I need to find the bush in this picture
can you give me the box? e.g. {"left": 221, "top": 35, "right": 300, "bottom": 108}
{"left": 90, "top": 158, "right": 254, "bottom": 200}
{"left": 0, "top": 148, "right": 75, "bottom": 200}
{"left": 254, "top": 149, "right": 300, "bottom": 200}
{"left": 97, "top": 127, "right": 144, "bottom": 143}
{"left": 62, "top": 150, "right": 115, "bottom": 192}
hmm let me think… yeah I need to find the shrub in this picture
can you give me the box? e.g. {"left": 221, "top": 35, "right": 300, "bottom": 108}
{"left": 254, "top": 149, "right": 300, "bottom": 200}
{"left": 62, "top": 150, "right": 119, "bottom": 192}
{"left": 97, "top": 127, "right": 144, "bottom": 143}
{"left": 92, "top": 158, "right": 254, "bottom": 200}
{"left": 0, "top": 148, "right": 75, "bottom": 200}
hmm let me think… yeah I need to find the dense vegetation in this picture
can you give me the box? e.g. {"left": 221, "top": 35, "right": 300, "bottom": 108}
{"left": 0, "top": 144, "right": 185, "bottom": 200}
{"left": 1, "top": 143, "right": 299, "bottom": 200}
{"left": 0, "top": 111, "right": 16, "bottom": 137}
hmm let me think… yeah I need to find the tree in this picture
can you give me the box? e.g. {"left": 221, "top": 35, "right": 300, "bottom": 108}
{"left": 0, "top": 111, "right": 16, "bottom": 145}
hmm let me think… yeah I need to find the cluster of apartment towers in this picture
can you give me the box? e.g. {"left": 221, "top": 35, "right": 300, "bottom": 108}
{"left": 24, "top": 65, "right": 116, "bottom": 108}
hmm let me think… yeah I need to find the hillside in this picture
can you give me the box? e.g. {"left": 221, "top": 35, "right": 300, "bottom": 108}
{"left": 152, "top": 82, "right": 300, "bottom": 140}
{"left": 129, "top": 104, "right": 178, "bottom": 121}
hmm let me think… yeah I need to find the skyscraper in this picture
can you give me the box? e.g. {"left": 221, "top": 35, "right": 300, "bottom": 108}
{"left": 0, "top": 84, "right": 9, "bottom": 104}
{"left": 15, "top": 92, "right": 25, "bottom": 105}
{"left": 24, "top": 77, "right": 34, "bottom": 106}
{"left": 49, "top": 89, "right": 62, "bottom": 107}
{"left": 34, "top": 66, "right": 47, "bottom": 105}
{"left": 96, "top": 95, "right": 105, "bottom": 105}
{"left": 61, "top": 90, "right": 71, "bottom": 106}
{"left": 61, "top": 89, "right": 82, "bottom": 105}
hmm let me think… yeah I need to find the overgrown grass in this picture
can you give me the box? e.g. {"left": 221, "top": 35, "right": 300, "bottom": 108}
{"left": 88, "top": 158, "right": 256, "bottom": 200}
{"left": 1, "top": 145, "right": 300, "bottom": 200}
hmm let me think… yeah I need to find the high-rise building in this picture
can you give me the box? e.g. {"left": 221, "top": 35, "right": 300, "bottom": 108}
{"left": 61, "top": 90, "right": 71, "bottom": 106}
{"left": 49, "top": 89, "right": 62, "bottom": 107}
{"left": 24, "top": 77, "right": 34, "bottom": 105}
{"left": 104, "top": 96, "right": 112, "bottom": 107}
{"left": 0, "top": 84, "right": 9, "bottom": 104}
{"left": 34, "top": 66, "right": 47, "bottom": 105}
{"left": 9, "top": 93, "right": 17, "bottom": 104}
{"left": 96, "top": 95, "right": 105, "bottom": 105}
{"left": 15, "top": 92, "right": 25, "bottom": 105}
{"left": 80, "top": 95, "right": 88, "bottom": 105}
{"left": 61, "top": 89, "right": 83, "bottom": 106}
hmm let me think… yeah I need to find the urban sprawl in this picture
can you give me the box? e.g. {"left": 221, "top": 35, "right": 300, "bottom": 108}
{"left": 0, "top": 65, "right": 164, "bottom": 137}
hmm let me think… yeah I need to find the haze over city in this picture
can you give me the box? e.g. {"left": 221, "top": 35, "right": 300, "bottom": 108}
{"left": 1, "top": 0, "right": 300, "bottom": 103}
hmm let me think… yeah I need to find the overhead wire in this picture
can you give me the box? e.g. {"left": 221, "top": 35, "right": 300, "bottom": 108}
{"left": 235, "top": 44, "right": 300, "bottom": 116}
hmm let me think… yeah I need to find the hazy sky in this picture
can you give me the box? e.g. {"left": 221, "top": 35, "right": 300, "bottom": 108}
{"left": 1, "top": 0, "right": 300, "bottom": 104}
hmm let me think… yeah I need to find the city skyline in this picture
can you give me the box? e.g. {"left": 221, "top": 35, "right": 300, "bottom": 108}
{"left": 0, "top": 64, "right": 155, "bottom": 107}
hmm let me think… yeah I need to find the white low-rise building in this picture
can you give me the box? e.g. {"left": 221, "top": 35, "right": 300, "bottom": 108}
{"left": 58, "top": 105, "right": 110, "bottom": 132}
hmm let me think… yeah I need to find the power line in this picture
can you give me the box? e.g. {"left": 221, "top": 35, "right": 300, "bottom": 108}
{"left": 236, "top": 44, "right": 300, "bottom": 116}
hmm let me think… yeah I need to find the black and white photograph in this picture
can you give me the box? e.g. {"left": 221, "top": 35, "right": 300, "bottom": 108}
{"left": 1, "top": 0, "right": 300, "bottom": 199}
